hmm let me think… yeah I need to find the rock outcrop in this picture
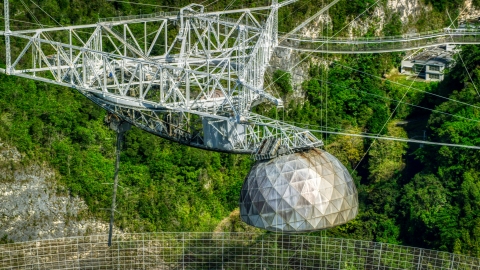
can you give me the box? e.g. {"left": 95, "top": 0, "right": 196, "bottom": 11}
{"left": 460, "top": 0, "right": 480, "bottom": 22}
{"left": 0, "top": 141, "right": 119, "bottom": 242}
{"left": 270, "top": 0, "right": 424, "bottom": 98}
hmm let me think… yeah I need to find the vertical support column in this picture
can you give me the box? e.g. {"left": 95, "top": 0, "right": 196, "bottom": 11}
{"left": 216, "top": 17, "right": 220, "bottom": 49}
{"left": 106, "top": 115, "right": 131, "bottom": 247}
{"left": 182, "top": 232, "right": 185, "bottom": 270}
{"left": 160, "top": 67, "right": 164, "bottom": 103}
{"left": 186, "top": 71, "right": 189, "bottom": 108}
{"left": 103, "top": 57, "right": 107, "bottom": 92}
{"left": 377, "top": 242, "right": 383, "bottom": 269}
{"left": 108, "top": 129, "right": 122, "bottom": 247}
{"left": 82, "top": 50, "right": 87, "bottom": 86}
{"left": 416, "top": 249, "right": 423, "bottom": 270}
{"left": 124, "top": 24, "right": 127, "bottom": 56}
{"left": 69, "top": 30, "right": 73, "bottom": 84}
{"left": 142, "top": 233, "right": 145, "bottom": 269}
{"left": 4, "top": 0, "right": 11, "bottom": 75}
{"left": 221, "top": 232, "right": 224, "bottom": 269}
{"left": 69, "top": 30, "right": 73, "bottom": 60}
{"left": 99, "top": 27, "right": 102, "bottom": 58}
{"left": 449, "top": 253, "right": 455, "bottom": 270}
{"left": 56, "top": 45, "right": 61, "bottom": 81}
{"left": 144, "top": 21, "right": 147, "bottom": 55}
{"left": 237, "top": 25, "right": 247, "bottom": 118}
{"left": 139, "top": 63, "right": 144, "bottom": 100}
{"left": 338, "top": 238, "right": 343, "bottom": 269}
{"left": 164, "top": 22, "right": 168, "bottom": 55}
{"left": 260, "top": 239, "right": 264, "bottom": 270}
{"left": 76, "top": 238, "right": 81, "bottom": 268}
{"left": 32, "top": 40, "right": 36, "bottom": 77}
{"left": 272, "top": 0, "right": 279, "bottom": 48}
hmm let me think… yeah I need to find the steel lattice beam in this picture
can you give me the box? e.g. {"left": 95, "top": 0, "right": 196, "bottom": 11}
{"left": 2, "top": 0, "right": 323, "bottom": 158}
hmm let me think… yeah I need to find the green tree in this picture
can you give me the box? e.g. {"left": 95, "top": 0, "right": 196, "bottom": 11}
{"left": 273, "top": 69, "right": 293, "bottom": 95}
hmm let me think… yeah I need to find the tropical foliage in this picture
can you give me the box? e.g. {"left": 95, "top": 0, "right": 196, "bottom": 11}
{"left": 0, "top": 0, "right": 480, "bottom": 259}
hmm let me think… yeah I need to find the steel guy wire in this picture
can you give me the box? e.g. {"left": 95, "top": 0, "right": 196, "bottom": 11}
{"left": 28, "top": 0, "right": 63, "bottom": 27}
{"left": 223, "top": 0, "right": 237, "bottom": 11}
{"left": 205, "top": 0, "right": 222, "bottom": 8}
{"left": 265, "top": 0, "right": 383, "bottom": 90}
{"left": 308, "top": 128, "right": 480, "bottom": 150}
{"left": 446, "top": 9, "right": 480, "bottom": 99}
{"left": 332, "top": 62, "right": 480, "bottom": 111}
{"left": 106, "top": 0, "right": 181, "bottom": 9}
{"left": 285, "top": 112, "right": 480, "bottom": 150}
{"left": 353, "top": 67, "right": 422, "bottom": 172}
{"left": 316, "top": 79, "right": 480, "bottom": 123}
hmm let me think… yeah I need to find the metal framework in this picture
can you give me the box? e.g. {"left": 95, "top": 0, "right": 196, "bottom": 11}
{"left": 280, "top": 28, "right": 480, "bottom": 53}
{"left": 2, "top": 0, "right": 480, "bottom": 158}
{"left": 1, "top": 232, "right": 479, "bottom": 269}
{"left": 0, "top": 0, "right": 322, "bottom": 159}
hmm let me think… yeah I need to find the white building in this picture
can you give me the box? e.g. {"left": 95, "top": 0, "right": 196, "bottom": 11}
{"left": 401, "top": 46, "right": 455, "bottom": 81}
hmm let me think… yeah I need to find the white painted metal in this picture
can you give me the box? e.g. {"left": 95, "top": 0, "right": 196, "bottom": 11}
{"left": 5, "top": 1, "right": 477, "bottom": 156}
{"left": 3, "top": 0, "right": 10, "bottom": 75}
{"left": 280, "top": 28, "right": 480, "bottom": 53}
{"left": 1, "top": 0, "right": 323, "bottom": 158}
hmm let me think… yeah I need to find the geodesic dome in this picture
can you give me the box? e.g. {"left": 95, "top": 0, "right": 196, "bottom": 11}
{"left": 240, "top": 148, "right": 358, "bottom": 232}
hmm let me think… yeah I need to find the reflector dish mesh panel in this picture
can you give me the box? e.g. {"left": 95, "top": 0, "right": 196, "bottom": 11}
{"left": 240, "top": 148, "right": 358, "bottom": 232}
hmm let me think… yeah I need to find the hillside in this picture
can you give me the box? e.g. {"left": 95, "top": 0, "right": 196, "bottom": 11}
{"left": 1, "top": 0, "right": 480, "bottom": 258}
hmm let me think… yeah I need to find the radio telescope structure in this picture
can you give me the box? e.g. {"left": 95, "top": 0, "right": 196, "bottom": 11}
{"left": 2, "top": 0, "right": 323, "bottom": 156}
{"left": 2, "top": 0, "right": 480, "bottom": 233}
{"left": 1, "top": 0, "right": 360, "bottom": 233}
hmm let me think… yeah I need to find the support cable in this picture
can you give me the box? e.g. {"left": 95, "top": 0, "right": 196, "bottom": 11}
{"left": 321, "top": 0, "right": 325, "bottom": 142}
{"left": 108, "top": 128, "right": 123, "bottom": 247}
{"left": 402, "top": 48, "right": 423, "bottom": 61}
{"left": 325, "top": 5, "right": 329, "bottom": 143}
{"left": 28, "top": 0, "right": 62, "bottom": 26}
{"left": 19, "top": 0, "right": 63, "bottom": 43}
{"left": 105, "top": 0, "right": 181, "bottom": 9}
{"left": 265, "top": 0, "right": 382, "bottom": 90}
{"left": 223, "top": 0, "right": 238, "bottom": 11}
{"left": 332, "top": 62, "right": 480, "bottom": 111}
{"left": 282, "top": 119, "right": 480, "bottom": 150}
{"left": 284, "top": 121, "right": 407, "bottom": 138}
{"left": 314, "top": 3, "right": 480, "bottom": 165}
{"left": 19, "top": 0, "right": 44, "bottom": 28}
{"left": 446, "top": 9, "right": 480, "bottom": 98}
{"left": 309, "top": 128, "right": 480, "bottom": 150}
{"left": 0, "top": 17, "right": 55, "bottom": 28}
{"left": 315, "top": 79, "right": 480, "bottom": 123}
{"left": 353, "top": 71, "right": 421, "bottom": 171}
{"left": 278, "top": 0, "right": 341, "bottom": 43}
{"left": 4, "top": 0, "right": 10, "bottom": 74}
{"left": 106, "top": 118, "right": 131, "bottom": 247}
{"left": 446, "top": 5, "right": 469, "bottom": 29}
{"left": 205, "top": 0, "right": 222, "bottom": 8}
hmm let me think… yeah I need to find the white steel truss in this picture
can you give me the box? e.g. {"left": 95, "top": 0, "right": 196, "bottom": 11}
{"left": 1, "top": 0, "right": 322, "bottom": 158}
{"left": 2, "top": 1, "right": 480, "bottom": 157}
{"left": 280, "top": 28, "right": 480, "bottom": 53}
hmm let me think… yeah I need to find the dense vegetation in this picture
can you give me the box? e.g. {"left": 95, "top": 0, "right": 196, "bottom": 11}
{"left": 275, "top": 46, "right": 480, "bottom": 257}
{"left": 0, "top": 0, "right": 479, "bottom": 259}
{"left": 0, "top": 71, "right": 253, "bottom": 232}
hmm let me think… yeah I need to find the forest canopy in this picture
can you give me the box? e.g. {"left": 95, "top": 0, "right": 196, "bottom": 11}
{"left": 0, "top": 0, "right": 479, "bottom": 258}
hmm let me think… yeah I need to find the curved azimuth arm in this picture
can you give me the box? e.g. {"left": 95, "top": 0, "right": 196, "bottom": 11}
{"left": 6, "top": 0, "right": 477, "bottom": 157}
{"left": 279, "top": 29, "right": 480, "bottom": 54}
{"left": 1, "top": 0, "right": 324, "bottom": 159}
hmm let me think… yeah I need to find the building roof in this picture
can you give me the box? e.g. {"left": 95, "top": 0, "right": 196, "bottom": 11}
{"left": 408, "top": 46, "right": 455, "bottom": 66}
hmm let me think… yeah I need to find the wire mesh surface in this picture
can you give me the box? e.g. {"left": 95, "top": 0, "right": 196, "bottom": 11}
{"left": 240, "top": 149, "right": 358, "bottom": 232}
{"left": 0, "top": 232, "right": 479, "bottom": 269}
